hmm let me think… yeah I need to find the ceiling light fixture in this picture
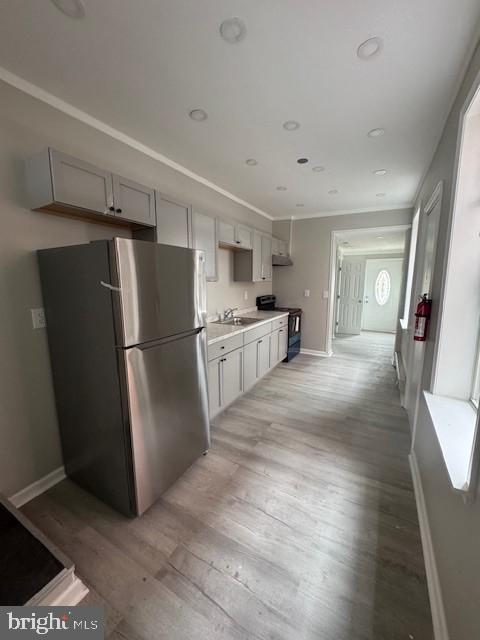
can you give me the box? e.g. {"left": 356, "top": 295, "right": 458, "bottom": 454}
{"left": 297, "top": 158, "right": 309, "bottom": 164}
{"left": 373, "top": 169, "right": 387, "bottom": 176}
{"left": 220, "top": 18, "right": 247, "bottom": 44}
{"left": 50, "top": 0, "right": 85, "bottom": 18}
{"left": 328, "top": 189, "right": 339, "bottom": 195}
{"left": 245, "top": 158, "right": 258, "bottom": 166}
{"left": 367, "top": 128, "right": 385, "bottom": 138}
{"left": 376, "top": 192, "right": 386, "bottom": 198}
{"left": 276, "top": 186, "right": 287, "bottom": 191}
{"left": 283, "top": 120, "right": 300, "bottom": 131}
{"left": 357, "top": 36, "right": 384, "bottom": 60}
{"left": 189, "top": 108, "right": 208, "bottom": 122}
{"left": 312, "top": 166, "right": 325, "bottom": 172}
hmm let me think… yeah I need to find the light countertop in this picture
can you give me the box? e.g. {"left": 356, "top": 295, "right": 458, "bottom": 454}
{"left": 206, "top": 310, "right": 289, "bottom": 345}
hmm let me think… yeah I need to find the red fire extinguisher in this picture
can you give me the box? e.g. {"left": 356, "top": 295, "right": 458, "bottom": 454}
{"left": 414, "top": 294, "right": 432, "bottom": 341}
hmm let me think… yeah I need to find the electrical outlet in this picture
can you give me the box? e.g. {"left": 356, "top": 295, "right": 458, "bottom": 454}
{"left": 244, "top": 290, "right": 248, "bottom": 300}
{"left": 304, "top": 289, "right": 310, "bottom": 298}
{"left": 31, "top": 308, "right": 46, "bottom": 329}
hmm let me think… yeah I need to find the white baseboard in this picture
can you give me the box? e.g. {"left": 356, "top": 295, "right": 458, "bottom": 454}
{"left": 300, "top": 348, "right": 333, "bottom": 357}
{"left": 409, "top": 452, "right": 449, "bottom": 640}
{"left": 9, "top": 466, "right": 66, "bottom": 508}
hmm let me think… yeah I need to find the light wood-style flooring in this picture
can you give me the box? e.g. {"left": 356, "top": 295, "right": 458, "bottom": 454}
{"left": 23, "top": 331, "right": 433, "bottom": 639}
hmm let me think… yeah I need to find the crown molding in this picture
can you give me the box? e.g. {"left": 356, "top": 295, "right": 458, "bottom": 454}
{"left": 274, "top": 204, "right": 413, "bottom": 221}
{"left": 0, "top": 66, "right": 274, "bottom": 222}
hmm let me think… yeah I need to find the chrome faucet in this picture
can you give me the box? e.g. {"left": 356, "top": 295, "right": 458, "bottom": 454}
{"left": 223, "top": 307, "right": 238, "bottom": 321}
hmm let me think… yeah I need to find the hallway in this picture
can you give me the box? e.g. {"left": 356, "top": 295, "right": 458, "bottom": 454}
{"left": 23, "top": 333, "right": 432, "bottom": 640}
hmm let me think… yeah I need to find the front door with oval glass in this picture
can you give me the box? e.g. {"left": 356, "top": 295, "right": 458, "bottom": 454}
{"left": 362, "top": 258, "right": 403, "bottom": 332}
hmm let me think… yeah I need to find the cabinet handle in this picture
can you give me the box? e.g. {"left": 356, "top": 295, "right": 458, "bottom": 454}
{"left": 262, "top": 277, "right": 266, "bottom": 280}
{"left": 236, "top": 240, "right": 241, "bottom": 244}
{"left": 108, "top": 206, "right": 115, "bottom": 213}
{"left": 116, "top": 208, "right": 122, "bottom": 214}
{"left": 220, "top": 346, "right": 225, "bottom": 349}
{"left": 258, "top": 340, "right": 262, "bottom": 344}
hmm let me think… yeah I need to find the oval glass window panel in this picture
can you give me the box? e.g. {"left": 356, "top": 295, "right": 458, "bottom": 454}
{"left": 375, "top": 269, "right": 391, "bottom": 306}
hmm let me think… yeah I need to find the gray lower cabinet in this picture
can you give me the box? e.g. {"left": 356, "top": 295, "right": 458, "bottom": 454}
{"left": 155, "top": 193, "right": 191, "bottom": 248}
{"left": 193, "top": 210, "right": 218, "bottom": 281}
{"left": 270, "top": 329, "right": 280, "bottom": 366}
{"left": 279, "top": 327, "right": 288, "bottom": 361}
{"left": 208, "top": 348, "right": 243, "bottom": 419}
{"left": 243, "top": 340, "right": 258, "bottom": 391}
{"left": 112, "top": 174, "right": 156, "bottom": 226}
{"left": 257, "top": 336, "right": 270, "bottom": 377}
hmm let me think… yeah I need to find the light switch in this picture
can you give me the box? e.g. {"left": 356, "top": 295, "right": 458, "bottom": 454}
{"left": 31, "top": 308, "right": 46, "bottom": 329}
{"left": 304, "top": 289, "right": 310, "bottom": 298}
{"left": 244, "top": 290, "right": 248, "bottom": 300}
{"left": 322, "top": 290, "right": 329, "bottom": 299}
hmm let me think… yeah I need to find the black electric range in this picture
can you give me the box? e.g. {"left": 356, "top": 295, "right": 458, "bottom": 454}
{"left": 256, "top": 295, "right": 302, "bottom": 361}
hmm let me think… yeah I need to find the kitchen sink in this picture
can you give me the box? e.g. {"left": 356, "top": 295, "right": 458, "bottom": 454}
{"left": 213, "top": 317, "right": 260, "bottom": 326}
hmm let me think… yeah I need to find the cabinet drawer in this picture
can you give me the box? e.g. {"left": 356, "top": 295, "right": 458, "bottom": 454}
{"left": 272, "top": 316, "right": 288, "bottom": 331}
{"left": 243, "top": 321, "right": 272, "bottom": 345}
{"left": 208, "top": 333, "right": 244, "bottom": 361}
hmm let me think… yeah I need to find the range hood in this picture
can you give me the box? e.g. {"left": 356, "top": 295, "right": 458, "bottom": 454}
{"left": 272, "top": 254, "right": 293, "bottom": 266}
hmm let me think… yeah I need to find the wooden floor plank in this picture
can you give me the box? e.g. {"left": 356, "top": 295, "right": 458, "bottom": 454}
{"left": 22, "top": 331, "right": 433, "bottom": 639}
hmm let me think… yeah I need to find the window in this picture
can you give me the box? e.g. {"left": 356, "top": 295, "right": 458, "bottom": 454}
{"left": 374, "top": 269, "right": 391, "bottom": 306}
{"left": 471, "top": 329, "right": 480, "bottom": 408}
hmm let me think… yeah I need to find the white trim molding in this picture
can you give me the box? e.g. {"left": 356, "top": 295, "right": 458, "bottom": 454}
{"left": 300, "top": 348, "right": 333, "bottom": 357}
{"left": 276, "top": 205, "right": 413, "bottom": 221}
{"left": 0, "top": 66, "right": 273, "bottom": 222}
{"left": 9, "top": 466, "right": 66, "bottom": 508}
{"left": 409, "top": 452, "right": 449, "bottom": 640}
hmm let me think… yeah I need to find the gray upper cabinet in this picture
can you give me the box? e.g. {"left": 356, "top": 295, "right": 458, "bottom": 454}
{"left": 112, "top": 174, "right": 155, "bottom": 227}
{"left": 26, "top": 148, "right": 114, "bottom": 216}
{"left": 233, "top": 230, "right": 272, "bottom": 282}
{"left": 155, "top": 193, "right": 191, "bottom": 248}
{"left": 192, "top": 210, "right": 218, "bottom": 281}
{"left": 218, "top": 219, "right": 253, "bottom": 250}
{"left": 26, "top": 148, "right": 155, "bottom": 228}
{"left": 273, "top": 237, "right": 288, "bottom": 257}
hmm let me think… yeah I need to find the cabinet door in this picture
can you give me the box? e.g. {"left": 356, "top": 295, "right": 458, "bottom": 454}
{"left": 243, "top": 340, "right": 258, "bottom": 391}
{"left": 218, "top": 220, "right": 236, "bottom": 246}
{"left": 208, "top": 358, "right": 222, "bottom": 419}
{"left": 193, "top": 211, "right": 218, "bottom": 281}
{"left": 112, "top": 174, "right": 156, "bottom": 226}
{"left": 279, "top": 240, "right": 288, "bottom": 257}
{"left": 270, "top": 329, "right": 279, "bottom": 366}
{"left": 279, "top": 327, "right": 288, "bottom": 361}
{"left": 261, "top": 235, "right": 273, "bottom": 281}
{"left": 50, "top": 149, "right": 114, "bottom": 215}
{"left": 155, "top": 193, "right": 191, "bottom": 248}
{"left": 221, "top": 349, "right": 243, "bottom": 408}
{"left": 272, "top": 237, "right": 280, "bottom": 256}
{"left": 236, "top": 224, "right": 253, "bottom": 249}
{"left": 252, "top": 231, "right": 263, "bottom": 282}
{"left": 257, "top": 337, "right": 270, "bottom": 378}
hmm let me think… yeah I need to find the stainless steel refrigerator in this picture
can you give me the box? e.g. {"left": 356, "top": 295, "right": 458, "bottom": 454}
{"left": 38, "top": 238, "right": 210, "bottom": 516}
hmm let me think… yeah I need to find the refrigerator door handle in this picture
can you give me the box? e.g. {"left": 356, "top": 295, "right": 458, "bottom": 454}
{"left": 100, "top": 280, "right": 122, "bottom": 292}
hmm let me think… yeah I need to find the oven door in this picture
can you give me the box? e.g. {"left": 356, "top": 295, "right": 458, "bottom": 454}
{"left": 289, "top": 312, "right": 301, "bottom": 339}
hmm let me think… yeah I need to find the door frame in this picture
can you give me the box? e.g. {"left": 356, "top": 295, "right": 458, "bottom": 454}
{"left": 327, "top": 224, "right": 411, "bottom": 355}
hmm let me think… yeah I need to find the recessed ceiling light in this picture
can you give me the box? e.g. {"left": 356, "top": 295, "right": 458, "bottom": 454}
{"left": 245, "top": 158, "right": 258, "bottom": 166}
{"left": 189, "top": 109, "right": 208, "bottom": 122}
{"left": 357, "top": 36, "right": 384, "bottom": 60}
{"left": 297, "top": 158, "right": 309, "bottom": 164}
{"left": 377, "top": 236, "right": 384, "bottom": 239}
{"left": 312, "top": 166, "right": 325, "bottom": 172}
{"left": 276, "top": 186, "right": 287, "bottom": 191}
{"left": 283, "top": 120, "right": 300, "bottom": 131}
{"left": 373, "top": 169, "right": 387, "bottom": 176}
{"left": 376, "top": 192, "right": 386, "bottom": 198}
{"left": 367, "top": 128, "right": 385, "bottom": 138}
{"left": 328, "top": 189, "right": 339, "bottom": 195}
{"left": 219, "top": 18, "right": 247, "bottom": 44}
{"left": 50, "top": 0, "right": 85, "bottom": 18}
{"left": 296, "top": 203, "right": 304, "bottom": 207}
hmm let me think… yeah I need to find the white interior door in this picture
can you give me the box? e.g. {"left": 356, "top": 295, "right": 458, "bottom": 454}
{"left": 336, "top": 257, "right": 366, "bottom": 335}
{"left": 362, "top": 258, "right": 403, "bottom": 332}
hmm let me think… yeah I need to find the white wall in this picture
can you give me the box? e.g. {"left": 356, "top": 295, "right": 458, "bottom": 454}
{"left": 404, "top": 40, "right": 480, "bottom": 640}
{"left": 0, "top": 79, "right": 271, "bottom": 497}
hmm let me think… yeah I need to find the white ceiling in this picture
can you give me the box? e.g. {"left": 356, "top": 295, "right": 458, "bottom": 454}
{"left": 0, "top": 1, "right": 479, "bottom": 220}
{"left": 337, "top": 227, "right": 407, "bottom": 254}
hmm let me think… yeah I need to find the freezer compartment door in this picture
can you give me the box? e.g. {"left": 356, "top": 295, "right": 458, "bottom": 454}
{"left": 123, "top": 329, "right": 210, "bottom": 515}
{"left": 111, "top": 238, "right": 207, "bottom": 347}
